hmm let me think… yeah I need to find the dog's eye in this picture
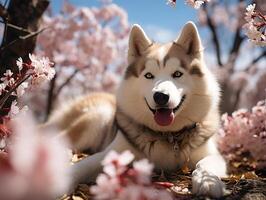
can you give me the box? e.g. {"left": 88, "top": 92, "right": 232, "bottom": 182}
{"left": 144, "top": 72, "right": 154, "bottom": 79}
{"left": 172, "top": 71, "right": 183, "bottom": 78}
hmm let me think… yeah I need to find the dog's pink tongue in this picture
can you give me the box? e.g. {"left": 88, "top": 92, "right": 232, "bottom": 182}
{"left": 154, "top": 108, "right": 174, "bottom": 126}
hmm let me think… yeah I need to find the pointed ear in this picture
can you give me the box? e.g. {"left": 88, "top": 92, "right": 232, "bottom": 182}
{"left": 128, "top": 24, "right": 152, "bottom": 64}
{"left": 175, "top": 21, "right": 202, "bottom": 55}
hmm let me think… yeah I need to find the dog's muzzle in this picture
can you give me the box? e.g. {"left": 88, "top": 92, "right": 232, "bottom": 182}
{"left": 145, "top": 95, "right": 186, "bottom": 126}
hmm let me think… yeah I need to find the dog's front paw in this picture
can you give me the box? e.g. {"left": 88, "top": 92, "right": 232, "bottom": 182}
{"left": 192, "top": 167, "right": 225, "bottom": 198}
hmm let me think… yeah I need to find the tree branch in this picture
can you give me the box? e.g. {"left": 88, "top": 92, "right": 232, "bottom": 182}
{"left": 0, "top": 27, "right": 46, "bottom": 53}
{"left": 251, "top": 50, "right": 266, "bottom": 65}
{"left": 0, "top": 0, "right": 49, "bottom": 74}
{"left": 54, "top": 68, "right": 80, "bottom": 99}
{"left": 202, "top": 5, "right": 223, "bottom": 66}
{"left": 228, "top": 27, "right": 245, "bottom": 65}
{"left": 0, "top": 19, "right": 31, "bottom": 33}
{"left": 0, "top": 75, "right": 30, "bottom": 109}
{"left": 245, "top": 49, "right": 266, "bottom": 72}
{"left": 227, "top": 0, "right": 245, "bottom": 67}
{"left": 45, "top": 73, "right": 57, "bottom": 121}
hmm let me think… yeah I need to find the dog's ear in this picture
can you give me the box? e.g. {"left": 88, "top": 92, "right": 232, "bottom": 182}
{"left": 175, "top": 21, "right": 202, "bottom": 55}
{"left": 128, "top": 24, "right": 152, "bottom": 64}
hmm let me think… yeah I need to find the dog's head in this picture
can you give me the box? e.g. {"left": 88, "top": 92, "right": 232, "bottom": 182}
{"left": 117, "top": 22, "right": 220, "bottom": 131}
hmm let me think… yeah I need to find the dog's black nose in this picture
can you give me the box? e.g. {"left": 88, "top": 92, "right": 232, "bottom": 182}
{"left": 153, "top": 92, "right": 169, "bottom": 106}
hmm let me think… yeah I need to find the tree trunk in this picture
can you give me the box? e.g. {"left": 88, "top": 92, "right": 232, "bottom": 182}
{"left": 0, "top": 0, "right": 49, "bottom": 116}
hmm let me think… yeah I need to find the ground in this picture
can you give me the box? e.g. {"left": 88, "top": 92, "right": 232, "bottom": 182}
{"left": 60, "top": 153, "right": 266, "bottom": 200}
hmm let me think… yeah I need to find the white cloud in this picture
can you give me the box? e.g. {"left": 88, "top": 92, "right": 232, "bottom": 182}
{"left": 144, "top": 25, "right": 176, "bottom": 43}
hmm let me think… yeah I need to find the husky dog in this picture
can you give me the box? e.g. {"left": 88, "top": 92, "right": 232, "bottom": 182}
{"left": 46, "top": 21, "right": 227, "bottom": 198}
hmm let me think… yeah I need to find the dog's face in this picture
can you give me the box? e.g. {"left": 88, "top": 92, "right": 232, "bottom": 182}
{"left": 117, "top": 22, "right": 220, "bottom": 131}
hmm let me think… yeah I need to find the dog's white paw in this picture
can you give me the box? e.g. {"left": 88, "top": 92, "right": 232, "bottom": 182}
{"left": 192, "top": 167, "right": 225, "bottom": 198}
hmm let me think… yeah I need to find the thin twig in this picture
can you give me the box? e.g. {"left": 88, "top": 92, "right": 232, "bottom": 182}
{"left": 0, "top": 75, "right": 30, "bottom": 109}
{"left": 54, "top": 68, "right": 80, "bottom": 99}
{"left": 0, "top": 27, "right": 46, "bottom": 52}
{"left": 245, "top": 50, "right": 266, "bottom": 72}
{"left": 0, "top": 27, "right": 47, "bottom": 52}
{"left": 0, "top": 19, "right": 31, "bottom": 33}
{"left": 44, "top": 74, "right": 57, "bottom": 121}
{"left": 228, "top": 27, "right": 244, "bottom": 65}
{"left": 232, "top": 85, "right": 243, "bottom": 111}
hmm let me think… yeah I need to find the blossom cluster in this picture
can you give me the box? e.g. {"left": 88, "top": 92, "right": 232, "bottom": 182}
{"left": 185, "top": 0, "right": 210, "bottom": 9}
{"left": 219, "top": 100, "right": 266, "bottom": 170}
{"left": 36, "top": 2, "right": 129, "bottom": 95}
{"left": 0, "top": 114, "right": 70, "bottom": 200}
{"left": 167, "top": 0, "right": 211, "bottom": 9}
{"left": 243, "top": 4, "right": 266, "bottom": 46}
{"left": 91, "top": 150, "right": 173, "bottom": 200}
{"left": 0, "top": 54, "right": 69, "bottom": 200}
{"left": 0, "top": 54, "right": 55, "bottom": 118}
{"left": 1, "top": 54, "right": 54, "bottom": 96}
{"left": 0, "top": 54, "right": 55, "bottom": 150}
{"left": 26, "top": 1, "right": 130, "bottom": 119}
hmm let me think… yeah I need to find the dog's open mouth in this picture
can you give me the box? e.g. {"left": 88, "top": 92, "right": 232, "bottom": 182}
{"left": 145, "top": 95, "right": 186, "bottom": 126}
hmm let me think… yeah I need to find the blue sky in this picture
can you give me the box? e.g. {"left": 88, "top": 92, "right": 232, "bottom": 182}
{"left": 48, "top": 1, "right": 265, "bottom": 69}
{"left": 51, "top": 0, "right": 199, "bottom": 43}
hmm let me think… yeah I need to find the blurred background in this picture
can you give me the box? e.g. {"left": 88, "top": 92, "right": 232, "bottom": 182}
{"left": 1, "top": 0, "right": 264, "bottom": 121}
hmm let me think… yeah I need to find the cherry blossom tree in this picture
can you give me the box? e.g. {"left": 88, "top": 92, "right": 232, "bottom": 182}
{"left": 31, "top": 1, "right": 129, "bottom": 120}
{"left": 197, "top": 0, "right": 265, "bottom": 113}
{"left": 0, "top": 0, "right": 49, "bottom": 116}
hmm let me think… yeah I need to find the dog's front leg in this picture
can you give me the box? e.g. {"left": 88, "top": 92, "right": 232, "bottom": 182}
{"left": 189, "top": 138, "right": 227, "bottom": 198}
{"left": 69, "top": 131, "right": 144, "bottom": 192}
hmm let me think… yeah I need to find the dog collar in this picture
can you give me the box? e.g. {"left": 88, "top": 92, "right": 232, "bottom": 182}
{"left": 115, "top": 111, "right": 201, "bottom": 154}
{"left": 140, "top": 122, "right": 200, "bottom": 152}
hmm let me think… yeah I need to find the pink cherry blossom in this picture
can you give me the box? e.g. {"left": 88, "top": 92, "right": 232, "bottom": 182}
{"left": 102, "top": 150, "right": 134, "bottom": 177}
{"left": 133, "top": 159, "right": 154, "bottom": 184}
{"left": 167, "top": 0, "right": 211, "bottom": 9}
{"left": 166, "top": 0, "right": 176, "bottom": 7}
{"left": 243, "top": 4, "right": 266, "bottom": 46}
{"left": 185, "top": 0, "right": 205, "bottom": 9}
{"left": 16, "top": 57, "right": 23, "bottom": 71}
{"left": 102, "top": 150, "right": 134, "bottom": 167}
{"left": 16, "top": 82, "right": 29, "bottom": 97}
{"left": 0, "top": 114, "right": 71, "bottom": 200}
{"left": 219, "top": 100, "right": 266, "bottom": 170}
{"left": 90, "top": 174, "right": 120, "bottom": 200}
{"left": 8, "top": 100, "right": 20, "bottom": 118}
{"left": 1, "top": 69, "right": 13, "bottom": 85}
{"left": 91, "top": 150, "right": 173, "bottom": 200}
{"left": 0, "top": 83, "right": 6, "bottom": 95}
{"left": 29, "top": 54, "right": 55, "bottom": 84}
{"left": 118, "top": 185, "right": 173, "bottom": 200}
